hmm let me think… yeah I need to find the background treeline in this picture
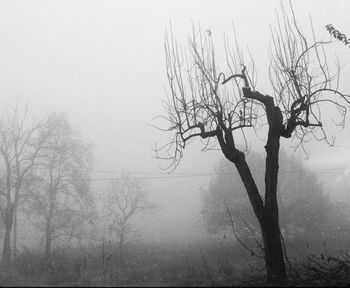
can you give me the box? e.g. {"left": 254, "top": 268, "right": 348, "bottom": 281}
{"left": 0, "top": 107, "right": 349, "bottom": 286}
{"left": 201, "top": 151, "right": 350, "bottom": 257}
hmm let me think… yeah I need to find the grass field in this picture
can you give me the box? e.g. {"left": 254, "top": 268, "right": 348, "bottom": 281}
{"left": 1, "top": 239, "right": 350, "bottom": 287}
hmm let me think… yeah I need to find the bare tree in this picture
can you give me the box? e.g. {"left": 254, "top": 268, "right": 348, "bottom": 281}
{"left": 155, "top": 3, "right": 349, "bottom": 283}
{"left": 104, "top": 175, "right": 155, "bottom": 262}
{"left": 0, "top": 108, "right": 52, "bottom": 265}
{"left": 26, "top": 112, "right": 94, "bottom": 260}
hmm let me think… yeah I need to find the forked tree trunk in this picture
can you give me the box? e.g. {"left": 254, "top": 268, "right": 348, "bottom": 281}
{"left": 237, "top": 88, "right": 287, "bottom": 283}
{"left": 232, "top": 146, "right": 287, "bottom": 283}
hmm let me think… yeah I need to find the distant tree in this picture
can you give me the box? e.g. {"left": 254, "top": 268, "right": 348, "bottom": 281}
{"left": 323, "top": 171, "right": 350, "bottom": 244}
{"left": 0, "top": 108, "right": 53, "bottom": 265}
{"left": 26, "top": 113, "right": 95, "bottom": 260}
{"left": 103, "top": 175, "right": 155, "bottom": 261}
{"left": 156, "top": 3, "right": 349, "bottom": 283}
{"left": 326, "top": 24, "right": 350, "bottom": 47}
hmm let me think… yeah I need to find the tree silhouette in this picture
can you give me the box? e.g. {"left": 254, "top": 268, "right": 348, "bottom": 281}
{"left": 0, "top": 109, "right": 53, "bottom": 265}
{"left": 26, "top": 113, "right": 94, "bottom": 260}
{"left": 103, "top": 175, "right": 155, "bottom": 263}
{"left": 155, "top": 3, "right": 349, "bottom": 283}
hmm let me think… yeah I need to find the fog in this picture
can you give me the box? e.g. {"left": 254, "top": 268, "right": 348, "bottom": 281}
{"left": 0, "top": 0, "right": 350, "bottom": 286}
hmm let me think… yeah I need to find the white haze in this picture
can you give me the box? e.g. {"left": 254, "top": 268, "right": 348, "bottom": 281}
{"left": 0, "top": 0, "right": 349, "bottom": 246}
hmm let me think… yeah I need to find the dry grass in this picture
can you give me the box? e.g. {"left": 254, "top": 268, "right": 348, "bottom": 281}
{"left": 1, "top": 241, "right": 350, "bottom": 287}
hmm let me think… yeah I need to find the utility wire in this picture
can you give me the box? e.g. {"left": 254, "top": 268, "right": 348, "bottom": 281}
{"left": 89, "top": 167, "right": 348, "bottom": 182}
{"left": 92, "top": 170, "right": 204, "bottom": 175}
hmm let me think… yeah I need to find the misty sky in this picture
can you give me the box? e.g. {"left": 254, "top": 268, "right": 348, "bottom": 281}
{"left": 1, "top": 0, "right": 350, "bottom": 242}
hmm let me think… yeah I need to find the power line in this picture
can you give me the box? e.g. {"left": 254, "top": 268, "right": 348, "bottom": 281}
{"left": 89, "top": 167, "right": 348, "bottom": 182}
{"left": 91, "top": 174, "right": 213, "bottom": 181}
{"left": 92, "top": 170, "right": 174, "bottom": 175}
{"left": 91, "top": 170, "right": 207, "bottom": 176}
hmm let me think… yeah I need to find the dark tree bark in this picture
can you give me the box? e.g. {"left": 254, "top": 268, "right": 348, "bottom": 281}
{"left": 216, "top": 98, "right": 287, "bottom": 282}
{"left": 262, "top": 137, "right": 286, "bottom": 282}
{"left": 244, "top": 88, "right": 287, "bottom": 282}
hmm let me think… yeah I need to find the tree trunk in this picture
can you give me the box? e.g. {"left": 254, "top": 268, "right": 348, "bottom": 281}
{"left": 13, "top": 207, "right": 17, "bottom": 260}
{"left": 232, "top": 145, "right": 287, "bottom": 283}
{"left": 217, "top": 98, "right": 287, "bottom": 283}
{"left": 44, "top": 218, "right": 52, "bottom": 260}
{"left": 45, "top": 185, "right": 55, "bottom": 261}
{"left": 2, "top": 207, "right": 13, "bottom": 265}
{"left": 118, "top": 228, "right": 125, "bottom": 264}
{"left": 261, "top": 210, "right": 287, "bottom": 283}
{"left": 2, "top": 226, "right": 11, "bottom": 265}
{"left": 262, "top": 133, "right": 287, "bottom": 283}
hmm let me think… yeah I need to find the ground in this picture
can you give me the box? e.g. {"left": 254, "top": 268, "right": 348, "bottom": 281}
{"left": 1, "top": 241, "right": 350, "bottom": 287}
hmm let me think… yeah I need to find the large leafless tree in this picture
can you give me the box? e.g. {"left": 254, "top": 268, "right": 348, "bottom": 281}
{"left": 26, "top": 113, "right": 94, "bottom": 260}
{"left": 155, "top": 4, "right": 349, "bottom": 283}
{"left": 0, "top": 108, "right": 52, "bottom": 265}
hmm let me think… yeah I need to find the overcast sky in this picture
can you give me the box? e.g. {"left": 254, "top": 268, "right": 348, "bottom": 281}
{"left": 0, "top": 0, "right": 349, "bottom": 242}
